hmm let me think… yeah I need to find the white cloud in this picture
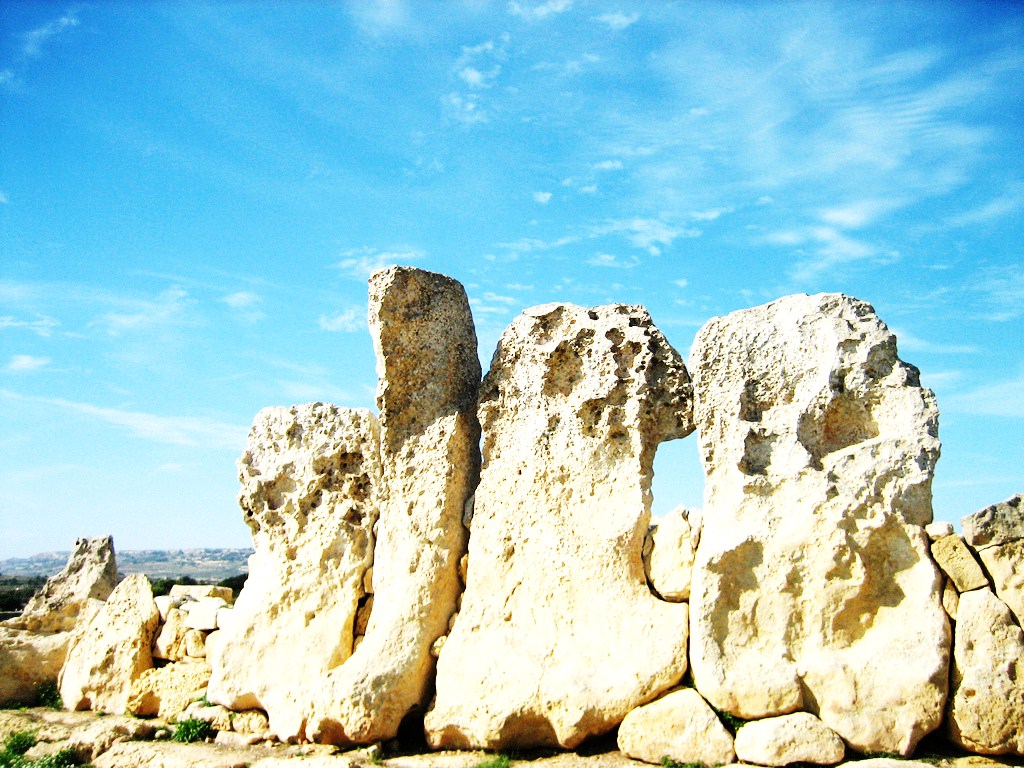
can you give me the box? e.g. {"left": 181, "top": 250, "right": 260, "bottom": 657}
{"left": 974, "top": 264, "right": 1024, "bottom": 321}
{"left": 587, "top": 253, "right": 638, "bottom": 269}
{"left": 533, "top": 191, "right": 552, "bottom": 204}
{"left": 595, "top": 12, "right": 640, "bottom": 30}
{"left": 443, "top": 92, "right": 488, "bottom": 124}
{"left": 0, "top": 191, "right": 8, "bottom": 204}
{"left": 23, "top": 11, "right": 79, "bottom": 57}
{"left": 819, "top": 199, "right": 904, "bottom": 229}
{"left": 689, "top": 207, "right": 733, "bottom": 222}
{"left": 888, "top": 328, "right": 977, "bottom": 355}
{"left": 221, "top": 291, "right": 260, "bottom": 309}
{"left": 509, "top": 0, "right": 573, "bottom": 21}
{"left": 347, "top": 0, "right": 410, "bottom": 37}
{"left": 0, "top": 315, "right": 59, "bottom": 337}
{"left": 942, "top": 376, "right": 1024, "bottom": 418}
{"left": 673, "top": 278, "right": 689, "bottom": 288}
{"left": 948, "top": 185, "right": 1024, "bottom": 228}
{"left": 0, "top": 390, "right": 247, "bottom": 450}
{"left": 319, "top": 306, "right": 365, "bottom": 333}
{"left": 334, "top": 247, "right": 425, "bottom": 279}
{"left": 469, "top": 292, "right": 518, "bottom": 315}
{"left": 593, "top": 160, "right": 623, "bottom": 171}
{"left": 579, "top": 184, "right": 598, "bottom": 194}
{"left": 6, "top": 355, "right": 50, "bottom": 372}
{"left": 595, "top": 218, "right": 701, "bottom": 255}
{"left": 94, "top": 287, "right": 194, "bottom": 337}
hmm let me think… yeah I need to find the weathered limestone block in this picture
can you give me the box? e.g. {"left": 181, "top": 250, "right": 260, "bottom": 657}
{"left": 232, "top": 708, "right": 270, "bottom": 735}
{"left": 948, "top": 588, "right": 1024, "bottom": 755}
{"left": 924, "top": 521, "right": 954, "bottom": 541}
{"left": 425, "top": 302, "right": 693, "bottom": 750}
{"left": 962, "top": 493, "right": 1024, "bottom": 548}
{"left": 207, "top": 403, "right": 381, "bottom": 742}
{"left": 152, "top": 608, "right": 189, "bottom": 662}
{"left": 688, "top": 294, "right": 949, "bottom": 756}
{"left": 0, "top": 626, "right": 69, "bottom": 705}
{"left": 170, "top": 584, "right": 234, "bottom": 603}
{"left": 617, "top": 687, "right": 734, "bottom": 766}
{"left": 976, "top": 540, "right": 1024, "bottom": 627}
{"left": 644, "top": 506, "right": 699, "bottom": 602}
{"left": 181, "top": 597, "right": 229, "bottom": 630}
{"left": 306, "top": 266, "right": 481, "bottom": 746}
{"left": 59, "top": 573, "right": 160, "bottom": 714}
{"left": 734, "top": 712, "right": 846, "bottom": 766}
{"left": 930, "top": 535, "right": 989, "bottom": 593}
{"left": 127, "top": 661, "right": 212, "bottom": 719}
{"left": 942, "top": 580, "right": 960, "bottom": 620}
{"left": 184, "top": 628, "right": 207, "bottom": 658}
{"left": 67, "top": 714, "right": 158, "bottom": 763}
{"left": 4, "top": 536, "right": 117, "bottom": 634}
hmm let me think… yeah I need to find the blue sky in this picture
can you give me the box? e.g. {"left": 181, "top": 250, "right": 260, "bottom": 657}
{"left": 1, "top": 1, "right": 1021, "bottom": 559}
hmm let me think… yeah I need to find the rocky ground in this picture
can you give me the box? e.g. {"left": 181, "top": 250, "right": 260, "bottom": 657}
{"left": 1, "top": 708, "right": 1022, "bottom": 768}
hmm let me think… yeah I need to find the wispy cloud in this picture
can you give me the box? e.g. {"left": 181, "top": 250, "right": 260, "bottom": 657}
{"left": 0, "top": 315, "right": 60, "bottom": 337}
{"left": 509, "top": 0, "right": 573, "bottom": 21}
{"left": 889, "top": 327, "right": 978, "bottom": 355}
{"left": 533, "top": 191, "right": 552, "bottom": 204}
{"left": 689, "top": 207, "right": 733, "bottom": 222}
{"left": 333, "top": 247, "right": 425, "bottom": 280}
{"left": 942, "top": 376, "right": 1024, "bottom": 418}
{"left": 347, "top": 0, "right": 410, "bottom": 37}
{"left": 319, "top": 306, "right": 365, "bottom": 332}
{"left": 446, "top": 37, "right": 508, "bottom": 125}
{"left": 595, "top": 218, "right": 701, "bottom": 256}
{"left": 974, "top": 264, "right": 1024, "bottom": 322}
{"left": 0, "top": 191, "right": 8, "bottom": 204}
{"left": 221, "top": 291, "right": 265, "bottom": 322}
{"left": 469, "top": 292, "right": 518, "bottom": 315}
{"left": 22, "top": 11, "right": 79, "bottom": 57}
{"left": 6, "top": 355, "right": 51, "bottom": 372}
{"left": 948, "top": 184, "right": 1024, "bottom": 228}
{"left": 587, "top": 253, "right": 639, "bottom": 269}
{"left": 93, "top": 287, "right": 195, "bottom": 337}
{"left": 595, "top": 12, "right": 640, "bottom": 31}
{"left": 0, "top": 390, "right": 247, "bottom": 449}
{"left": 593, "top": 159, "right": 623, "bottom": 171}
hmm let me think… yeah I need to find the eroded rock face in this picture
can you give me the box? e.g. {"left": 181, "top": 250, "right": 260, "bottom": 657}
{"left": 4, "top": 536, "right": 117, "bottom": 634}
{"left": 688, "top": 293, "right": 949, "bottom": 756}
{"left": 59, "top": 574, "right": 160, "bottom": 714}
{"left": 617, "top": 687, "right": 734, "bottom": 766}
{"left": 424, "top": 302, "right": 693, "bottom": 750}
{"left": 644, "top": 506, "right": 700, "bottom": 602}
{"left": 207, "top": 403, "right": 381, "bottom": 741}
{"left": 962, "top": 494, "right": 1024, "bottom": 549}
{"left": 306, "top": 266, "right": 481, "bottom": 746}
{"left": 929, "top": 535, "right": 988, "bottom": 594}
{"left": 127, "top": 661, "right": 212, "bottom": 720}
{"left": 0, "top": 626, "right": 69, "bottom": 705}
{"left": 948, "top": 588, "right": 1024, "bottom": 755}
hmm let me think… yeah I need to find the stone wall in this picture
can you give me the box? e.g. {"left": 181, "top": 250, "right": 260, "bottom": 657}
{"left": 4, "top": 267, "right": 1023, "bottom": 766}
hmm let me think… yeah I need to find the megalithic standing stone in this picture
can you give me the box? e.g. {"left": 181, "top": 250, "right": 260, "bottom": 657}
{"left": 306, "top": 266, "right": 481, "bottom": 745}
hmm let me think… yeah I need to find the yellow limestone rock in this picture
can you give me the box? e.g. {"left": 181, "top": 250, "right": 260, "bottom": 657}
{"left": 306, "top": 266, "right": 480, "bottom": 745}
{"left": 617, "top": 687, "right": 734, "bottom": 766}
{"left": 930, "top": 535, "right": 989, "bottom": 593}
{"left": 127, "top": 661, "right": 212, "bottom": 719}
{"left": 206, "top": 403, "right": 380, "bottom": 741}
{"left": 734, "top": 711, "right": 846, "bottom": 766}
{"left": 688, "top": 293, "right": 949, "bottom": 756}
{"left": 947, "top": 588, "right": 1024, "bottom": 755}
{"left": 424, "top": 302, "right": 693, "bottom": 750}
{"left": 59, "top": 574, "right": 160, "bottom": 714}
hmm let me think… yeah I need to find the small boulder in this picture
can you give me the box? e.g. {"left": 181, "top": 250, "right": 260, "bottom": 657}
{"left": 734, "top": 711, "right": 846, "bottom": 766}
{"left": 169, "top": 584, "right": 234, "bottom": 604}
{"left": 0, "top": 625, "right": 69, "bottom": 705}
{"left": 976, "top": 539, "right": 1024, "bottom": 627}
{"left": 617, "top": 687, "right": 734, "bottom": 766}
{"left": 152, "top": 608, "right": 189, "bottom": 662}
{"left": 962, "top": 493, "right": 1024, "bottom": 548}
{"left": 644, "top": 506, "right": 700, "bottom": 602}
{"left": 930, "top": 535, "right": 989, "bottom": 593}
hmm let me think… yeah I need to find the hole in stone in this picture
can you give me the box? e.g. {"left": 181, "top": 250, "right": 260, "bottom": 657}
{"left": 650, "top": 435, "right": 704, "bottom": 520}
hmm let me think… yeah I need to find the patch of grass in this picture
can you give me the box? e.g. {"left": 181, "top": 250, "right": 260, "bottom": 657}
{"left": 2, "top": 732, "right": 36, "bottom": 756}
{"left": 171, "top": 717, "right": 215, "bottom": 744}
{"left": 709, "top": 704, "right": 744, "bottom": 735}
{"left": 473, "top": 754, "right": 511, "bottom": 768}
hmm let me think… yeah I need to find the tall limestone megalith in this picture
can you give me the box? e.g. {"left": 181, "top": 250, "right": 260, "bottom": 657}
{"left": 4, "top": 536, "right": 117, "bottom": 634}
{"left": 424, "top": 302, "right": 693, "bottom": 750}
{"left": 206, "top": 403, "right": 381, "bottom": 741}
{"left": 688, "top": 293, "right": 949, "bottom": 756}
{"left": 306, "top": 266, "right": 481, "bottom": 745}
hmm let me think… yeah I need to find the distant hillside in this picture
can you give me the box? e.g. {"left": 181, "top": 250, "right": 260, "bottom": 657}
{"left": 0, "top": 548, "right": 253, "bottom": 580}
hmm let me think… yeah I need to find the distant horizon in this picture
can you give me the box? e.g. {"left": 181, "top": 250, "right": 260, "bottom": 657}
{"left": 3, "top": 2, "right": 1021, "bottom": 558}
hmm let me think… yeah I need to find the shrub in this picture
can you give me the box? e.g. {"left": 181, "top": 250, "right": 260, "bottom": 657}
{"left": 473, "top": 755, "right": 511, "bottom": 768}
{"left": 35, "top": 682, "right": 61, "bottom": 710}
{"left": 2, "top": 731, "right": 36, "bottom": 756}
{"left": 171, "top": 717, "right": 214, "bottom": 743}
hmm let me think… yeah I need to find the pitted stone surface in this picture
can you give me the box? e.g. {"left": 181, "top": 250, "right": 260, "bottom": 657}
{"left": 207, "top": 403, "right": 381, "bottom": 741}
{"left": 306, "top": 266, "right": 480, "bottom": 746}
{"left": 930, "top": 535, "right": 989, "bottom": 593}
{"left": 688, "top": 293, "right": 949, "bottom": 756}
{"left": 644, "top": 506, "right": 700, "bottom": 602}
{"left": 962, "top": 494, "right": 1024, "bottom": 549}
{"left": 4, "top": 536, "right": 117, "bottom": 634}
{"left": 948, "top": 588, "right": 1024, "bottom": 755}
{"left": 617, "top": 687, "right": 734, "bottom": 766}
{"left": 424, "top": 302, "right": 693, "bottom": 750}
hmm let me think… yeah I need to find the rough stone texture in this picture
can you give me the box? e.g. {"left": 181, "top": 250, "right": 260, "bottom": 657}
{"left": 734, "top": 712, "right": 846, "bottom": 766}
{"left": 0, "top": 625, "right": 69, "bottom": 705}
{"left": 644, "top": 506, "right": 699, "bottom": 602}
{"left": 930, "top": 535, "right": 989, "bottom": 593}
{"left": 170, "top": 584, "right": 234, "bottom": 603}
{"left": 232, "top": 708, "right": 270, "bottom": 734}
{"left": 425, "top": 302, "right": 693, "bottom": 750}
{"left": 948, "top": 588, "right": 1024, "bottom": 755}
{"left": 688, "top": 293, "right": 949, "bottom": 756}
{"left": 306, "top": 266, "right": 481, "bottom": 746}
{"left": 207, "top": 402, "right": 381, "bottom": 742}
{"left": 67, "top": 713, "right": 159, "bottom": 762}
{"left": 617, "top": 687, "right": 734, "bottom": 766}
{"left": 127, "top": 661, "right": 212, "bottom": 719}
{"left": 3, "top": 536, "right": 117, "bottom": 633}
{"left": 59, "top": 573, "right": 160, "bottom": 714}
{"left": 962, "top": 494, "right": 1024, "bottom": 548}
{"left": 925, "top": 521, "right": 954, "bottom": 540}
{"left": 976, "top": 540, "right": 1024, "bottom": 627}
{"left": 152, "top": 608, "right": 190, "bottom": 662}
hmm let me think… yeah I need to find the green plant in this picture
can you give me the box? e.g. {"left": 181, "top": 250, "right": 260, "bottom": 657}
{"left": 26, "top": 749, "right": 80, "bottom": 768}
{"left": 473, "top": 755, "right": 511, "bottom": 768}
{"left": 660, "top": 758, "right": 708, "bottom": 768}
{"left": 171, "top": 717, "right": 214, "bottom": 743}
{"left": 710, "top": 704, "right": 745, "bottom": 734}
{"left": 3, "top": 732, "right": 36, "bottom": 756}
{"left": 35, "top": 682, "right": 62, "bottom": 710}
